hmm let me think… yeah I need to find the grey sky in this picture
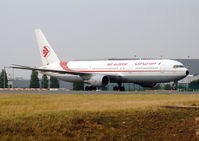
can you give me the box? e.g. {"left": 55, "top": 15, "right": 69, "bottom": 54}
{"left": 0, "top": 0, "right": 199, "bottom": 78}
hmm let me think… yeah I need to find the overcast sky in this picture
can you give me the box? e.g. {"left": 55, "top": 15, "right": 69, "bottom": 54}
{"left": 0, "top": 0, "right": 199, "bottom": 78}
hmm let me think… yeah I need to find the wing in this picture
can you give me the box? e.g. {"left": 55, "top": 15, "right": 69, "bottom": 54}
{"left": 10, "top": 64, "right": 90, "bottom": 75}
{"left": 10, "top": 64, "right": 122, "bottom": 82}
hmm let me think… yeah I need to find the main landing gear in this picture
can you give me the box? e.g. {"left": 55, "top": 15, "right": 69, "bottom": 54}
{"left": 113, "top": 83, "right": 125, "bottom": 91}
{"left": 172, "top": 81, "right": 178, "bottom": 90}
{"left": 85, "top": 86, "right": 96, "bottom": 91}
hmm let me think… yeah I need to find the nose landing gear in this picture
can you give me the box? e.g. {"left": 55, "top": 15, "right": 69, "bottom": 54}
{"left": 172, "top": 81, "right": 178, "bottom": 90}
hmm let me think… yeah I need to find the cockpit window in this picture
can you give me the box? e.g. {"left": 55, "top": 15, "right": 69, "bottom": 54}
{"left": 173, "top": 65, "right": 185, "bottom": 68}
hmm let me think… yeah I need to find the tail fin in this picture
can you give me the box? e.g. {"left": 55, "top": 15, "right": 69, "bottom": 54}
{"left": 35, "top": 29, "right": 60, "bottom": 66}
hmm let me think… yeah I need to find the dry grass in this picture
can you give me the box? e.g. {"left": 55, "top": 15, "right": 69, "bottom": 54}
{"left": 0, "top": 108, "right": 198, "bottom": 141}
{"left": 0, "top": 93, "right": 199, "bottom": 116}
{"left": 0, "top": 93, "right": 199, "bottom": 140}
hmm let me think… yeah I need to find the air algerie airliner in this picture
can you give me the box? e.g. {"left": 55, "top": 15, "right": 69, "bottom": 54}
{"left": 12, "top": 29, "right": 189, "bottom": 91}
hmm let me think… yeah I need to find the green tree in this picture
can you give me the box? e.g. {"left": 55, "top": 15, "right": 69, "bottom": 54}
{"left": 50, "top": 76, "right": 60, "bottom": 88}
{"left": 41, "top": 74, "right": 49, "bottom": 88}
{"left": 30, "top": 70, "right": 40, "bottom": 88}
{"left": 178, "top": 84, "right": 186, "bottom": 91}
{"left": 189, "top": 79, "right": 199, "bottom": 91}
{"left": 0, "top": 69, "right": 8, "bottom": 88}
{"left": 73, "top": 82, "right": 84, "bottom": 90}
{"left": 154, "top": 84, "right": 161, "bottom": 90}
{"left": 163, "top": 84, "right": 171, "bottom": 90}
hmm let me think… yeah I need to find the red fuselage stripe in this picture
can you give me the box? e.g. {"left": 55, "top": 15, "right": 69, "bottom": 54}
{"left": 77, "top": 70, "right": 176, "bottom": 73}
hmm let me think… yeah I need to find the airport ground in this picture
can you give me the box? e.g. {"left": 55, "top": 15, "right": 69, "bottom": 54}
{"left": 0, "top": 93, "right": 199, "bottom": 141}
{"left": 0, "top": 89, "right": 199, "bottom": 94}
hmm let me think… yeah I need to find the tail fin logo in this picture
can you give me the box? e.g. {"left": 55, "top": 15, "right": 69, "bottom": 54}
{"left": 42, "top": 46, "right": 50, "bottom": 58}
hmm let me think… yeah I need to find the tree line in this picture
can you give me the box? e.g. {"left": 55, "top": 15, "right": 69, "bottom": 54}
{"left": 0, "top": 70, "right": 59, "bottom": 88}
{"left": 1, "top": 69, "right": 199, "bottom": 91}
{"left": 29, "top": 70, "right": 59, "bottom": 88}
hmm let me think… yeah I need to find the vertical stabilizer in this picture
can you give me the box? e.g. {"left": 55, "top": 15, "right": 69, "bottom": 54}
{"left": 35, "top": 29, "right": 60, "bottom": 66}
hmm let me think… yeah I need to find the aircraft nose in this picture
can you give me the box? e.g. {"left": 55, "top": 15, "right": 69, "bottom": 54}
{"left": 186, "top": 70, "right": 189, "bottom": 76}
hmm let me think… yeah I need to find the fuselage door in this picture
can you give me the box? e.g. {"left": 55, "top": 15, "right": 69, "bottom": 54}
{"left": 159, "top": 62, "right": 166, "bottom": 74}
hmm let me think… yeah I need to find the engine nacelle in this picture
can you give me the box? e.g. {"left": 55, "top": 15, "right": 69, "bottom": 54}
{"left": 136, "top": 83, "right": 157, "bottom": 88}
{"left": 86, "top": 75, "right": 109, "bottom": 87}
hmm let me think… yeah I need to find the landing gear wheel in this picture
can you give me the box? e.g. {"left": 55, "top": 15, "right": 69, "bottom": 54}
{"left": 92, "top": 86, "right": 96, "bottom": 91}
{"left": 85, "top": 86, "right": 97, "bottom": 91}
{"left": 113, "top": 84, "right": 125, "bottom": 91}
{"left": 120, "top": 87, "right": 125, "bottom": 91}
{"left": 172, "top": 81, "right": 178, "bottom": 90}
{"left": 113, "top": 86, "right": 118, "bottom": 91}
{"left": 85, "top": 86, "right": 89, "bottom": 91}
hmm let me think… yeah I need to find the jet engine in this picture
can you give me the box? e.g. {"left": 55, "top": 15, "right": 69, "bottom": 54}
{"left": 86, "top": 75, "right": 109, "bottom": 87}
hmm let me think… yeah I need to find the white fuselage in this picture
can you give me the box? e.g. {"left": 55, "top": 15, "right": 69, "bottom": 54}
{"left": 41, "top": 59, "right": 188, "bottom": 84}
{"left": 14, "top": 29, "right": 189, "bottom": 89}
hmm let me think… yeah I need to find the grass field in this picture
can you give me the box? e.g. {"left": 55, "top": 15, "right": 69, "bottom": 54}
{"left": 0, "top": 93, "right": 199, "bottom": 141}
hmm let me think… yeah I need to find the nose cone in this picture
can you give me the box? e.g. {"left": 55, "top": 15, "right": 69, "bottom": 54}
{"left": 186, "top": 70, "right": 189, "bottom": 76}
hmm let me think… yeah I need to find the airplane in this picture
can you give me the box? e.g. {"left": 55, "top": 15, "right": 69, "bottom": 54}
{"left": 12, "top": 29, "right": 189, "bottom": 91}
